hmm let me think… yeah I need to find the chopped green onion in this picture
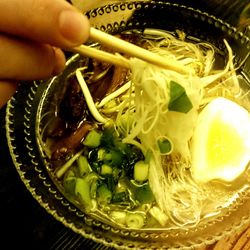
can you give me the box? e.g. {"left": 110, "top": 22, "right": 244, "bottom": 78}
{"left": 97, "top": 184, "right": 112, "bottom": 205}
{"left": 144, "top": 149, "right": 152, "bottom": 164}
{"left": 75, "top": 178, "right": 92, "bottom": 208}
{"left": 103, "top": 152, "right": 112, "bottom": 161}
{"left": 104, "top": 175, "right": 116, "bottom": 193}
{"left": 134, "top": 161, "right": 149, "bottom": 182}
{"left": 100, "top": 164, "right": 113, "bottom": 175}
{"left": 85, "top": 172, "right": 99, "bottom": 183}
{"left": 88, "top": 177, "right": 98, "bottom": 199}
{"left": 157, "top": 138, "right": 172, "bottom": 154}
{"left": 97, "top": 148, "right": 106, "bottom": 160}
{"left": 104, "top": 149, "right": 123, "bottom": 166}
{"left": 77, "top": 155, "right": 91, "bottom": 176}
{"left": 63, "top": 177, "right": 76, "bottom": 194}
{"left": 125, "top": 212, "right": 145, "bottom": 229}
{"left": 65, "top": 169, "right": 76, "bottom": 179}
{"left": 112, "top": 191, "right": 129, "bottom": 203}
{"left": 135, "top": 183, "right": 155, "bottom": 204}
{"left": 83, "top": 129, "right": 102, "bottom": 148}
{"left": 168, "top": 80, "right": 193, "bottom": 113}
{"left": 100, "top": 127, "right": 115, "bottom": 148}
{"left": 110, "top": 211, "right": 127, "bottom": 225}
{"left": 149, "top": 206, "right": 168, "bottom": 226}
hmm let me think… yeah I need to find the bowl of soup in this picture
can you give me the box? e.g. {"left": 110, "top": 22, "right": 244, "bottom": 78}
{"left": 6, "top": 1, "right": 250, "bottom": 249}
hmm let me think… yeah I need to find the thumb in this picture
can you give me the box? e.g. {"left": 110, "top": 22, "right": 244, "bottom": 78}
{"left": 0, "top": 0, "right": 90, "bottom": 48}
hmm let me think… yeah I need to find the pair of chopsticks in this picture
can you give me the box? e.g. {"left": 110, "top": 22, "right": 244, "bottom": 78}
{"left": 69, "top": 27, "right": 190, "bottom": 74}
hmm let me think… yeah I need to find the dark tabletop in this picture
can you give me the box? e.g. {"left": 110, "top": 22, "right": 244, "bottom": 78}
{"left": 0, "top": 105, "right": 111, "bottom": 249}
{"left": 0, "top": 1, "right": 249, "bottom": 249}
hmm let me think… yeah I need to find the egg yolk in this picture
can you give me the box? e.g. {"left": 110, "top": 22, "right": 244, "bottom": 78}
{"left": 191, "top": 97, "right": 250, "bottom": 183}
{"left": 206, "top": 118, "right": 245, "bottom": 170}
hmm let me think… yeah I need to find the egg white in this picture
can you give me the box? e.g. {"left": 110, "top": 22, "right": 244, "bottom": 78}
{"left": 191, "top": 97, "right": 250, "bottom": 183}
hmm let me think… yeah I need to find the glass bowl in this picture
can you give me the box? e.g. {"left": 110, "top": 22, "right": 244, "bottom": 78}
{"left": 6, "top": 1, "right": 250, "bottom": 249}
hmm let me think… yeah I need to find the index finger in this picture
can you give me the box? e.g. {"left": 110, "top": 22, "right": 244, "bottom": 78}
{"left": 0, "top": 0, "right": 90, "bottom": 48}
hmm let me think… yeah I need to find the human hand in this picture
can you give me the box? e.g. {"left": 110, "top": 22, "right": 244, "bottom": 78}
{"left": 0, "top": 0, "right": 90, "bottom": 108}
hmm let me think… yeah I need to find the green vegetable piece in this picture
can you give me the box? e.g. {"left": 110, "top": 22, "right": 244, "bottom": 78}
{"left": 134, "top": 161, "right": 149, "bottom": 182}
{"left": 77, "top": 155, "right": 91, "bottom": 176}
{"left": 125, "top": 212, "right": 145, "bottom": 229}
{"left": 75, "top": 178, "right": 92, "bottom": 208}
{"left": 83, "top": 129, "right": 102, "bottom": 148}
{"left": 88, "top": 148, "right": 99, "bottom": 171}
{"left": 64, "top": 177, "right": 76, "bottom": 194}
{"left": 112, "top": 168, "right": 124, "bottom": 181}
{"left": 97, "top": 148, "right": 106, "bottom": 160}
{"left": 103, "top": 152, "right": 112, "bottom": 161}
{"left": 157, "top": 138, "right": 172, "bottom": 154}
{"left": 114, "top": 138, "right": 129, "bottom": 153}
{"left": 168, "top": 80, "right": 193, "bottom": 113}
{"left": 82, "top": 172, "right": 99, "bottom": 199}
{"left": 104, "top": 175, "right": 116, "bottom": 193}
{"left": 135, "top": 184, "right": 155, "bottom": 204}
{"left": 65, "top": 169, "right": 76, "bottom": 178}
{"left": 105, "top": 149, "right": 123, "bottom": 166}
{"left": 110, "top": 211, "right": 127, "bottom": 225}
{"left": 89, "top": 178, "right": 98, "bottom": 199}
{"left": 149, "top": 206, "right": 168, "bottom": 226}
{"left": 97, "top": 184, "right": 112, "bottom": 205}
{"left": 100, "top": 127, "right": 115, "bottom": 148}
{"left": 112, "top": 191, "right": 129, "bottom": 203}
{"left": 101, "top": 164, "right": 113, "bottom": 175}
{"left": 144, "top": 149, "right": 152, "bottom": 164}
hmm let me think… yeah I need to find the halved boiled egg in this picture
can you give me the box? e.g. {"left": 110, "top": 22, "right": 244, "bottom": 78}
{"left": 191, "top": 97, "right": 250, "bottom": 183}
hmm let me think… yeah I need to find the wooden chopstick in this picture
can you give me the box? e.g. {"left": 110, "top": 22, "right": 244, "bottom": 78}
{"left": 69, "top": 27, "right": 191, "bottom": 74}
{"left": 89, "top": 27, "right": 190, "bottom": 74}
{"left": 69, "top": 44, "right": 131, "bottom": 68}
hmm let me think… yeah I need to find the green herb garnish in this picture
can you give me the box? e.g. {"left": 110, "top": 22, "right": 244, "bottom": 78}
{"left": 168, "top": 80, "right": 193, "bottom": 113}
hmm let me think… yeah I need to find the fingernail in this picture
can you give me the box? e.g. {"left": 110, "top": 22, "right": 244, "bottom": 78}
{"left": 59, "top": 10, "right": 90, "bottom": 46}
{"left": 53, "top": 48, "right": 66, "bottom": 75}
